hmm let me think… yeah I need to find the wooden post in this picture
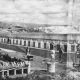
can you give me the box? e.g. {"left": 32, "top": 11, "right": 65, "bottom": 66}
{"left": 22, "top": 68, "right": 23, "bottom": 75}
{"left": 2, "top": 71, "right": 4, "bottom": 78}
{"left": 7, "top": 70, "right": 9, "bottom": 76}
{"left": 14, "top": 69, "right": 16, "bottom": 75}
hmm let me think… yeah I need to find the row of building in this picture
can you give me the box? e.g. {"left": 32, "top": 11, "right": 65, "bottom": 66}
{"left": 0, "top": 34, "right": 78, "bottom": 53}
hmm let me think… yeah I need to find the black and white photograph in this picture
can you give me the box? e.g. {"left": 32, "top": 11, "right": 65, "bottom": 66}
{"left": 0, "top": 0, "right": 80, "bottom": 80}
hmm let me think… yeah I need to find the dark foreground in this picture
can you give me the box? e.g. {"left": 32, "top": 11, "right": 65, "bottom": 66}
{"left": 0, "top": 70, "right": 78, "bottom": 80}
{"left": 0, "top": 70, "right": 75, "bottom": 80}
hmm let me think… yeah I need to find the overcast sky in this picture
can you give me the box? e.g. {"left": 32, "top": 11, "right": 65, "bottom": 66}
{"left": 0, "top": 0, "right": 68, "bottom": 24}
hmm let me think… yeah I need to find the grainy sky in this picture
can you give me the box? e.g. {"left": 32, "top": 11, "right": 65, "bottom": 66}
{"left": 0, "top": 0, "right": 68, "bottom": 24}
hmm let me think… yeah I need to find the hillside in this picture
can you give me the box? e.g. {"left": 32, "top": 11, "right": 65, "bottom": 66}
{"left": 0, "top": 21, "right": 79, "bottom": 34}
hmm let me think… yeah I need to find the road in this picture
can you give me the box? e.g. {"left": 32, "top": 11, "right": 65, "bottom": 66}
{"left": 0, "top": 43, "right": 51, "bottom": 58}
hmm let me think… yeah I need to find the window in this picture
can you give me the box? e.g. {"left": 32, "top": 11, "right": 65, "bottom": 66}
{"left": 4, "top": 39, "right": 6, "bottom": 43}
{"left": 16, "top": 69, "right": 22, "bottom": 74}
{"left": 9, "top": 70, "right": 14, "bottom": 75}
{"left": 38, "top": 42, "right": 41, "bottom": 48}
{"left": 50, "top": 43, "right": 53, "bottom": 50}
{"left": 64, "top": 45, "right": 67, "bottom": 52}
{"left": 9, "top": 39, "right": 11, "bottom": 44}
{"left": 16, "top": 39, "right": 18, "bottom": 44}
{"left": 20, "top": 40, "right": 22, "bottom": 45}
{"left": 7, "top": 38, "right": 10, "bottom": 43}
{"left": 23, "top": 69, "right": 27, "bottom": 74}
{"left": 33, "top": 42, "right": 35, "bottom": 47}
{"left": 0, "top": 72, "right": 2, "bottom": 77}
{"left": 71, "top": 45, "right": 75, "bottom": 52}
{"left": 24, "top": 41, "right": 26, "bottom": 46}
{"left": 28, "top": 41, "right": 30, "bottom": 47}
{"left": 44, "top": 43, "right": 46, "bottom": 49}
{"left": 4, "top": 71, "right": 7, "bottom": 76}
{"left": 56, "top": 44, "right": 60, "bottom": 51}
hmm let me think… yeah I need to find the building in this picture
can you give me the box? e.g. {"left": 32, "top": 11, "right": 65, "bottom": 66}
{"left": 0, "top": 0, "right": 80, "bottom": 72}
{"left": 0, "top": 32, "right": 80, "bottom": 68}
{"left": 0, "top": 48, "right": 32, "bottom": 78}
{"left": 0, "top": 60, "right": 30, "bottom": 78}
